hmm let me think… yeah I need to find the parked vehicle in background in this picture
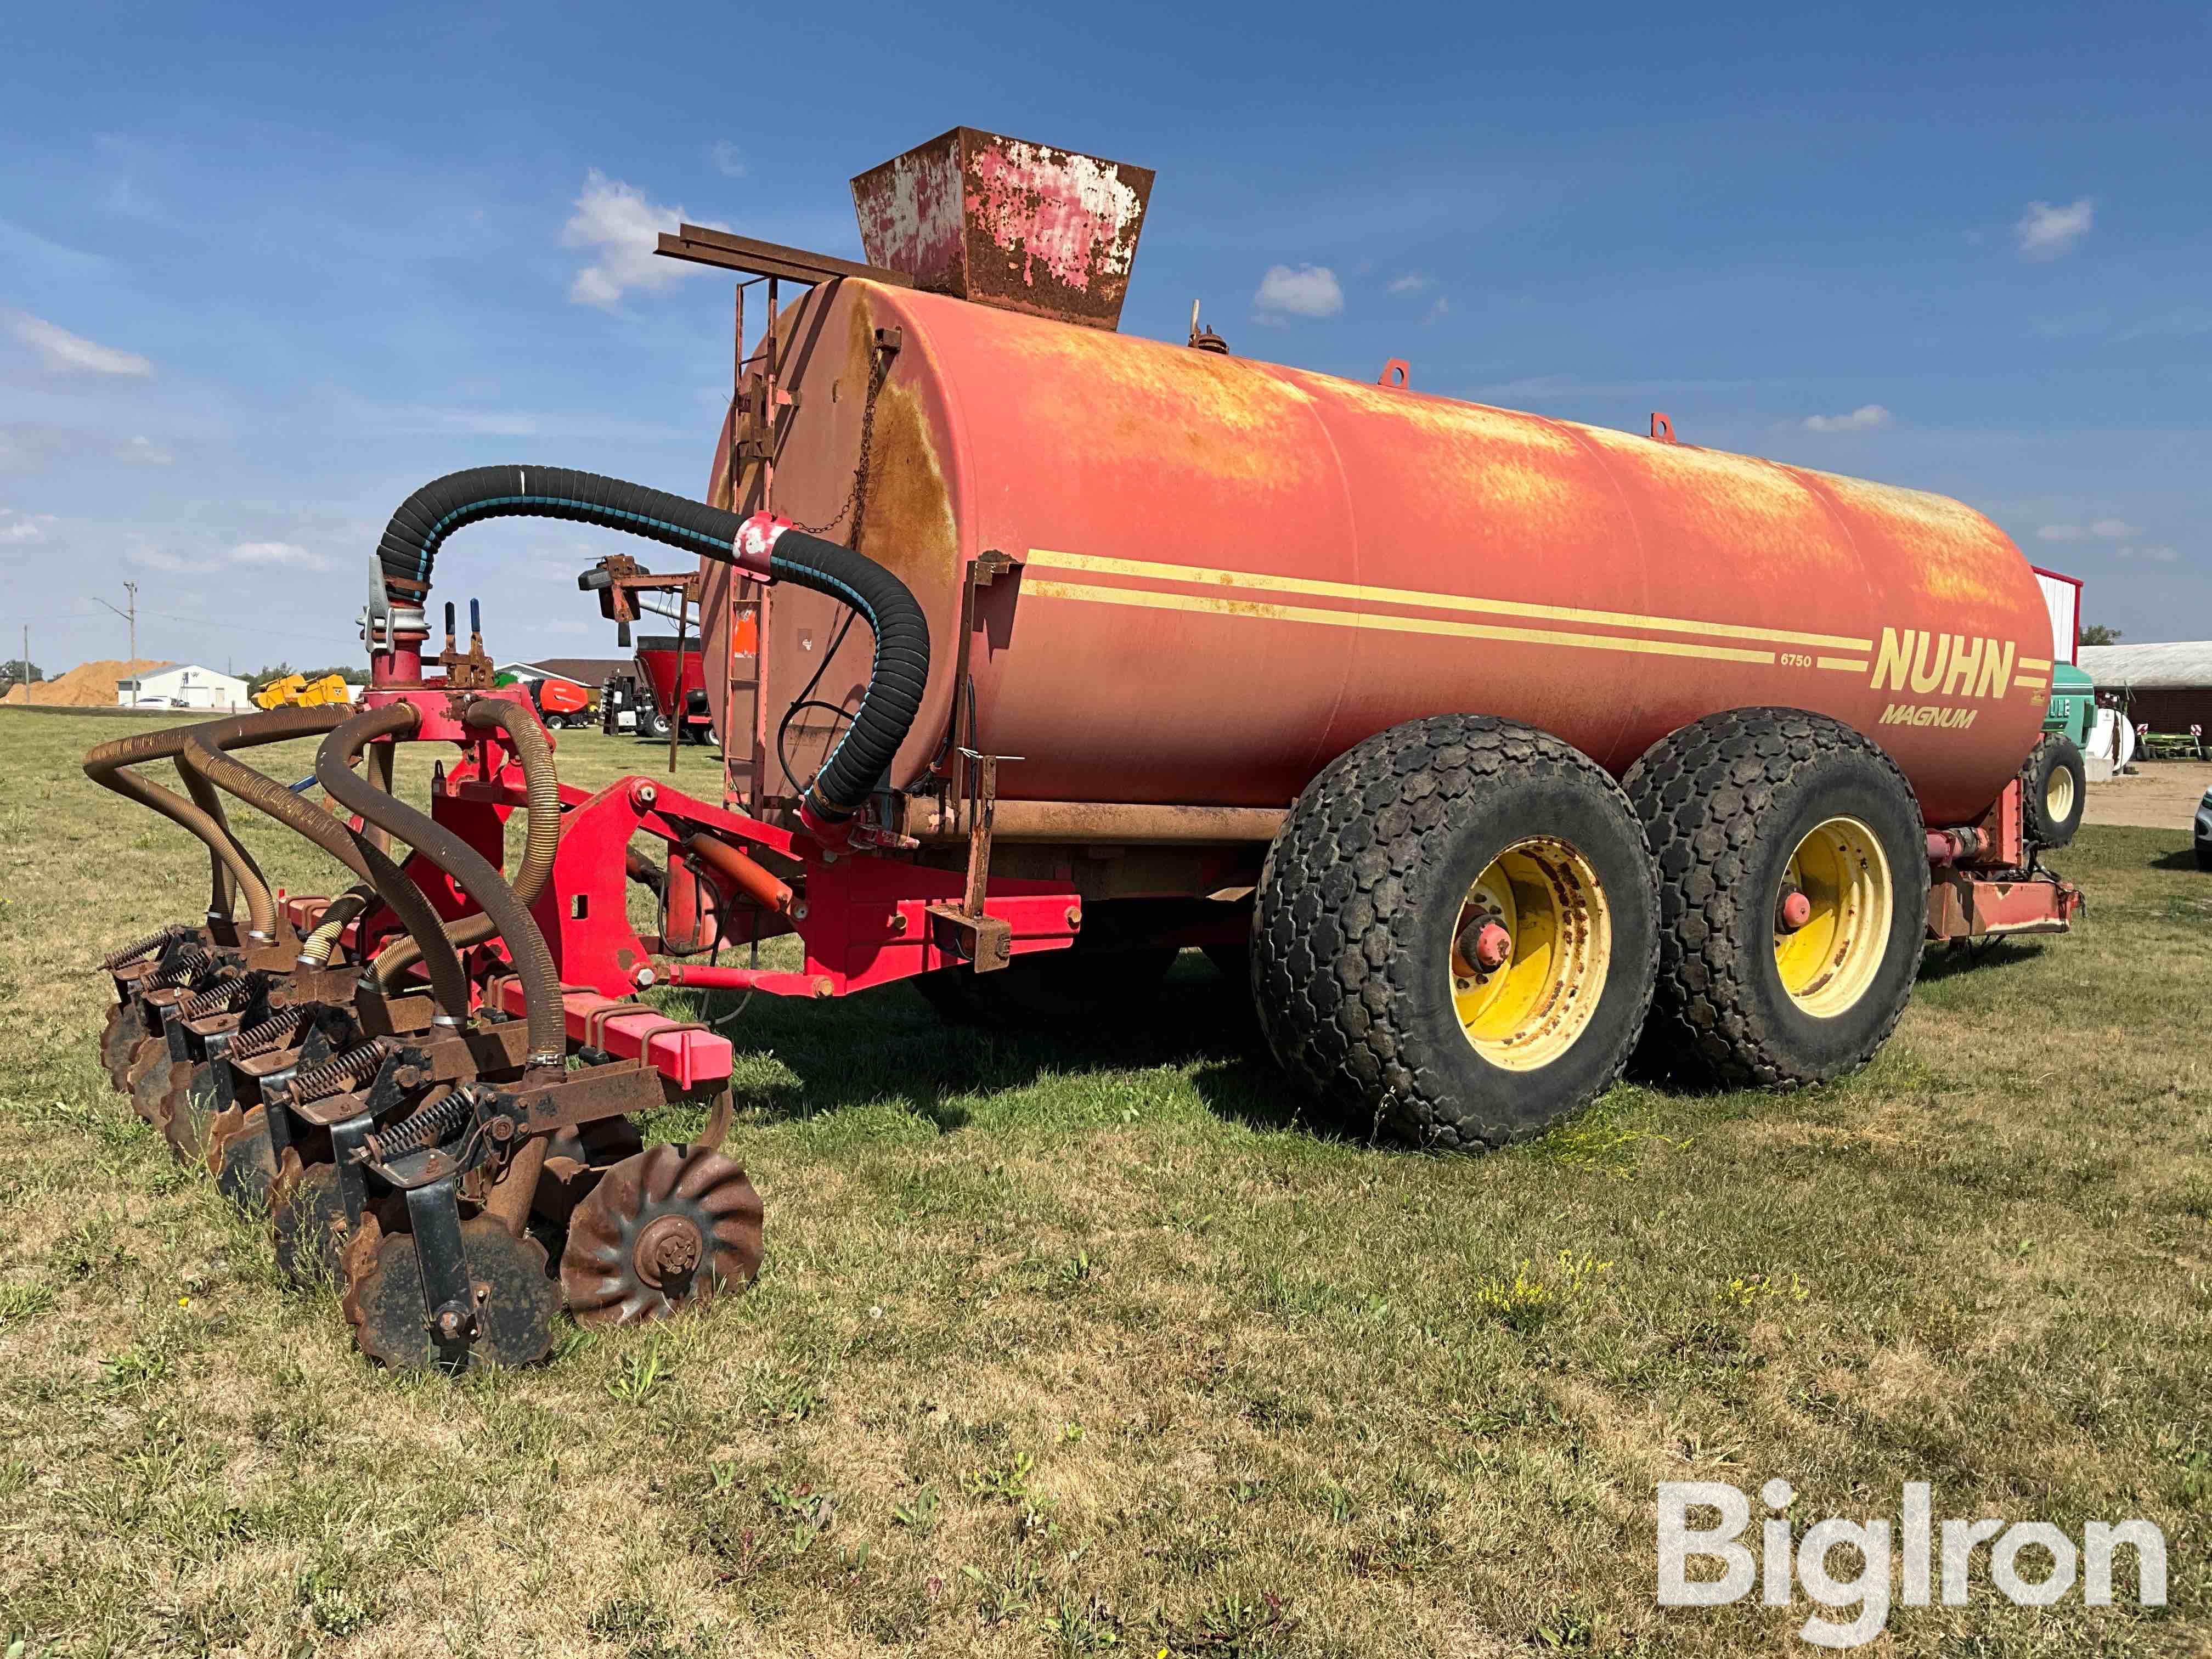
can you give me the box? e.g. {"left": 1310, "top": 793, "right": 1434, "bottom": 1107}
{"left": 599, "top": 673, "right": 643, "bottom": 735}
{"left": 492, "top": 669, "right": 592, "bottom": 728}
{"left": 633, "top": 634, "right": 714, "bottom": 746}
{"left": 252, "top": 672, "right": 353, "bottom": 710}
{"left": 2197, "top": 785, "right": 2212, "bottom": 871}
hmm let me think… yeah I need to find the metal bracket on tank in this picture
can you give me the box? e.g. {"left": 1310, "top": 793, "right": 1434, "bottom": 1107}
{"left": 925, "top": 747, "right": 1022, "bottom": 973}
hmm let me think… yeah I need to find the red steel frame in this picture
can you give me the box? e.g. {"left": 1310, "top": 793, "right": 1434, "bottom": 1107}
{"left": 1925, "top": 777, "right": 2081, "bottom": 941}
{"left": 319, "top": 687, "right": 1080, "bottom": 1030}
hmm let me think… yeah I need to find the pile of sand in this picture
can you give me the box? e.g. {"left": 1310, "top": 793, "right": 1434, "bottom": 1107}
{"left": 1, "top": 658, "right": 173, "bottom": 707}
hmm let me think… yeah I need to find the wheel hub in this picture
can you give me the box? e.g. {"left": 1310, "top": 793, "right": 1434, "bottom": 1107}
{"left": 633, "top": 1214, "right": 703, "bottom": 1288}
{"left": 2046, "top": 766, "right": 2075, "bottom": 825}
{"left": 1449, "top": 838, "right": 1612, "bottom": 1073}
{"left": 1773, "top": 816, "right": 1894, "bottom": 1018}
{"left": 1776, "top": 886, "right": 1813, "bottom": 933}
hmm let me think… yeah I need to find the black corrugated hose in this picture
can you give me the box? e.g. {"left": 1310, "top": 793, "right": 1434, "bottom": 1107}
{"left": 376, "top": 466, "right": 928, "bottom": 838}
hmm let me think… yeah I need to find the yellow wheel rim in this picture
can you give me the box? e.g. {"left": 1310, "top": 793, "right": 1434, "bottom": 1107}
{"left": 2045, "top": 765, "right": 2075, "bottom": 826}
{"left": 1773, "top": 816, "right": 1893, "bottom": 1018}
{"left": 1449, "top": 838, "right": 1611, "bottom": 1071}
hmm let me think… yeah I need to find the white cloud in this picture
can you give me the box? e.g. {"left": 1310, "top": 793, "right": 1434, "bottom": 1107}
{"left": 1252, "top": 264, "right": 1344, "bottom": 322}
{"left": 2114, "top": 544, "right": 2177, "bottom": 563}
{"left": 229, "top": 541, "right": 329, "bottom": 572}
{"left": 1388, "top": 273, "right": 1432, "bottom": 295}
{"left": 2016, "top": 198, "right": 2094, "bottom": 262}
{"left": 1423, "top": 296, "right": 1451, "bottom": 327}
{"left": 123, "top": 436, "right": 173, "bottom": 465}
{"left": 708, "top": 141, "right": 747, "bottom": 179}
{"left": 0, "top": 507, "right": 56, "bottom": 545}
{"left": 2038, "top": 519, "right": 2135, "bottom": 542}
{"left": 7, "top": 311, "right": 153, "bottom": 375}
{"left": 563, "top": 171, "right": 725, "bottom": 309}
{"left": 1801, "top": 404, "right": 1892, "bottom": 433}
{"left": 127, "top": 541, "right": 189, "bottom": 573}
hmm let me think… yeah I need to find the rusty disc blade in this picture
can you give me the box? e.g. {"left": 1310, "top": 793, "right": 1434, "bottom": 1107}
{"left": 349, "top": 1217, "right": 559, "bottom": 1372}
{"left": 162, "top": 1062, "right": 221, "bottom": 1164}
{"left": 123, "top": 1043, "right": 172, "bottom": 1121}
{"left": 559, "top": 1143, "right": 763, "bottom": 1328}
{"left": 210, "top": 1105, "right": 278, "bottom": 1212}
{"left": 100, "top": 1003, "right": 145, "bottom": 1091}
{"left": 271, "top": 1160, "right": 358, "bottom": 1289}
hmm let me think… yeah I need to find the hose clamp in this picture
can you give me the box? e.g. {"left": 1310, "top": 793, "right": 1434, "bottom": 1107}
{"left": 731, "top": 512, "right": 792, "bottom": 579}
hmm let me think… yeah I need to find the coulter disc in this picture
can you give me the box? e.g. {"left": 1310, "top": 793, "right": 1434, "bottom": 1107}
{"left": 270, "top": 1156, "right": 356, "bottom": 1288}
{"left": 208, "top": 1105, "right": 278, "bottom": 1212}
{"left": 162, "top": 1062, "right": 222, "bottom": 1164}
{"left": 100, "top": 1003, "right": 146, "bottom": 1091}
{"left": 559, "top": 1143, "right": 763, "bottom": 1327}
{"left": 347, "top": 1217, "right": 561, "bottom": 1372}
{"left": 125, "top": 1044, "right": 174, "bottom": 1122}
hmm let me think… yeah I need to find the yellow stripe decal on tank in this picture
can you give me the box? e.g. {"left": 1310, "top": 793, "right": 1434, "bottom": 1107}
{"left": 1025, "top": 548, "right": 1875, "bottom": 652}
{"left": 1023, "top": 579, "right": 1778, "bottom": 665}
{"left": 2018, "top": 657, "right": 2053, "bottom": 670}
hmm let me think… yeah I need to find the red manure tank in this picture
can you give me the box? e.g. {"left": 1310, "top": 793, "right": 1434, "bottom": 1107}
{"left": 665, "top": 129, "right": 2085, "bottom": 1146}
{"left": 707, "top": 281, "right": 2049, "bottom": 831}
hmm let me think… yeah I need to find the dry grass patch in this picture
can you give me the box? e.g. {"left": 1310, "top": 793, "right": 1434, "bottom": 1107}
{"left": 0, "top": 712, "right": 2207, "bottom": 1655}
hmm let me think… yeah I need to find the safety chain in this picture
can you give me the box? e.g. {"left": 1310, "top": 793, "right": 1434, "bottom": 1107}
{"left": 787, "top": 339, "right": 893, "bottom": 543}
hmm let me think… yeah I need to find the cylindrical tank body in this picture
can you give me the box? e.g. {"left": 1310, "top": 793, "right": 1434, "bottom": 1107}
{"left": 702, "top": 283, "right": 2050, "bottom": 830}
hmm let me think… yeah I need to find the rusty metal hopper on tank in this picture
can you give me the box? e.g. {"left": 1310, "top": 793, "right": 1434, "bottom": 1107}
{"left": 850, "top": 127, "right": 1154, "bottom": 330}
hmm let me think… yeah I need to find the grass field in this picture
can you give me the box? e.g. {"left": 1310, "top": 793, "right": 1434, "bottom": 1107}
{"left": 0, "top": 709, "right": 2205, "bottom": 1658}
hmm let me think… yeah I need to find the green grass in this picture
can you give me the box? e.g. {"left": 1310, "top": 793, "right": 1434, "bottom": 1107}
{"left": 0, "top": 710, "right": 2206, "bottom": 1656}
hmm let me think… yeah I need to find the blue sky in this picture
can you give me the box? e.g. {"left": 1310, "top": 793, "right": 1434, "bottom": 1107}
{"left": 3, "top": 1, "right": 2205, "bottom": 673}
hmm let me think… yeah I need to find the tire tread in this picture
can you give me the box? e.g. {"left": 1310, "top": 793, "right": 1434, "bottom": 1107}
{"left": 1623, "top": 707, "right": 1926, "bottom": 1089}
{"left": 1255, "top": 715, "right": 1657, "bottom": 1149}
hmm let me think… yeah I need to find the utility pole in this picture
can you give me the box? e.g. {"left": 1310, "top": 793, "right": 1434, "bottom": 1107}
{"left": 19, "top": 623, "right": 27, "bottom": 706}
{"left": 92, "top": 582, "right": 139, "bottom": 663}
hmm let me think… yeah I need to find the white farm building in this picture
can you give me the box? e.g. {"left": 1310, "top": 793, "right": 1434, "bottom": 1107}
{"left": 116, "top": 663, "right": 251, "bottom": 710}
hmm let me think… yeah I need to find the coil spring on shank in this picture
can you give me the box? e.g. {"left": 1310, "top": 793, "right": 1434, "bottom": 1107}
{"left": 103, "top": 926, "right": 187, "bottom": 971}
{"left": 228, "top": 1006, "right": 305, "bottom": 1061}
{"left": 176, "top": 973, "right": 250, "bottom": 1022}
{"left": 360, "top": 1090, "right": 474, "bottom": 1164}
{"left": 289, "top": 1041, "right": 387, "bottom": 1104}
{"left": 146, "top": 945, "right": 214, "bottom": 990}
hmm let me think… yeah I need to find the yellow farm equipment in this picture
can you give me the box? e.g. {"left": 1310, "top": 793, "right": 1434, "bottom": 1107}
{"left": 252, "top": 673, "right": 351, "bottom": 710}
